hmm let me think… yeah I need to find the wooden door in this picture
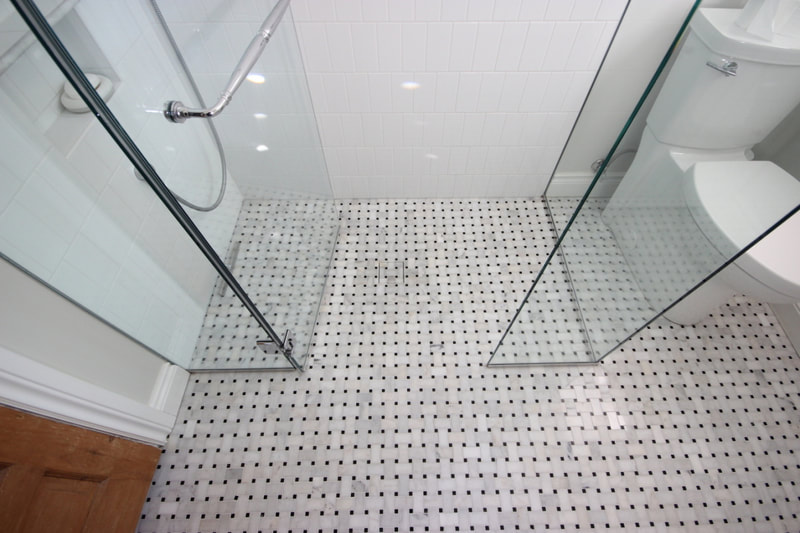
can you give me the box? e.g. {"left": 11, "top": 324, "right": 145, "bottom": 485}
{"left": 0, "top": 405, "right": 161, "bottom": 533}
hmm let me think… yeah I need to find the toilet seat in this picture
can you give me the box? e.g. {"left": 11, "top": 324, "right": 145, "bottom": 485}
{"left": 685, "top": 161, "right": 800, "bottom": 299}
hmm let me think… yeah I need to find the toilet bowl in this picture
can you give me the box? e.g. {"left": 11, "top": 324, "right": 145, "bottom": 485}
{"left": 663, "top": 161, "right": 800, "bottom": 325}
{"left": 602, "top": 7, "right": 800, "bottom": 325}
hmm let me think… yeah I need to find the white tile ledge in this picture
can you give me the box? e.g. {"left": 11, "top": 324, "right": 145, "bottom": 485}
{"left": 0, "top": 345, "right": 187, "bottom": 446}
{"left": 546, "top": 171, "right": 623, "bottom": 197}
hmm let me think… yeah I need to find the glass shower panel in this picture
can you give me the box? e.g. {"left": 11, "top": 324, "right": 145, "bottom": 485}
{"left": 54, "top": 0, "right": 282, "bottom": 370}
{"left": 0, "top": 4, "right": 217, "bottom": 368}
{"left": 152, "top": 0, "right": 340, "bottom": 369}
{"left": 490, "top": 3, "right": 800, "bottom": 365}
{"left": 32, "top": 0, "right": 338, "bottom": 369}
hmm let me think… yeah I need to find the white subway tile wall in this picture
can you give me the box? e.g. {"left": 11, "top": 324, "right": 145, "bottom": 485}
{"left": 291, "top": 0, "right": 627, "bottom": 198}
{"left": 157, "top": 1, "right": 333, "bottom": 199}
{"left": 0, "top": 0, "right": 244, "bottom": 366}
{"left": 554, "top": 0, "right": 700, "bottom": 184}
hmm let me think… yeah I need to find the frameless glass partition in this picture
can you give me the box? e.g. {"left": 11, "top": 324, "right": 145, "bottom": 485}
{"left": 3, "top": 0, "right": 337, "bottom": 370}
{"left": 0, "top": 2, "right": 218, "bottom": 368}
{"left": 490, "top": 1, "right": 800, "bottom": 365}
{"left": 151, "top": 0, "right": 339, "bottom": 370}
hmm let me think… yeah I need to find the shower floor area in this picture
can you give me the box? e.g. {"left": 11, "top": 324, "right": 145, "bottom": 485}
{"left": 140, "top": 198, "right": 800, "bottom": 532}
{"left": 490, "top": 197, "right": 656, "bottom": 364}
{"left": 192, "top": 197, "right": 596, "bottom": 369}
{"left": 189, "top": 197, "right": 339, "bottom": 370}
{"left": 547, "top": 197, "right": 654, "bottom": 357}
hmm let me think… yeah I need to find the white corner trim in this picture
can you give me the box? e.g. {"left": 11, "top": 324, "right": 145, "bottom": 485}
{"left": 0, "top": 346, "right": 185, "bottom": 446}
{"left": 149, "top": 362, "right": 190, "bottom": 416}
{"left": 546, "top": 172, "right": 622, "bottom": 198}
{"left": 771, "top": 303, "right": 800, "bottom": 355}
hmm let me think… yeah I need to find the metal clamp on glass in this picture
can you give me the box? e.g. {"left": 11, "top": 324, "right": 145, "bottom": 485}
{"left": 705, "top": 58, "right": 737, "bottom": 77}
{"left": 163, "top": 0, "right": 290, "bottom": 123}
{"left": 257, "top": 330, "right": 299, "bottom": 369}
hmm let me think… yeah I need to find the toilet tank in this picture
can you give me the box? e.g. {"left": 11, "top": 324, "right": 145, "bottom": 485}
{"left": 647, "top": 8, "right": 800, "bottom": 150}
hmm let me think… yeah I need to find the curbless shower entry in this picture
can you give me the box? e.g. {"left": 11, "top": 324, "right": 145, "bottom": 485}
{"left": 4, "top": 0, "right": 338, "bottom": 371}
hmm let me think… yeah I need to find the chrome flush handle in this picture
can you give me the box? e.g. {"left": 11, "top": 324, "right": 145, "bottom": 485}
{"left": 706, "top": 59, "right": 738, "bottom": 77}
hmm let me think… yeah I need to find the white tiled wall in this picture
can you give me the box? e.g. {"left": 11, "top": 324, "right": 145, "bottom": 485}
{"left": 156, "top": 0, "right": 333, "bottom": 199}
{"left": 552, "top": 0, "right": 748, "bottom": 196}
{"left": 0, "top": 0, "right": 244, "bottom": 367}
{"left": 290, "top": 0, "right": 627, "bottom": 198}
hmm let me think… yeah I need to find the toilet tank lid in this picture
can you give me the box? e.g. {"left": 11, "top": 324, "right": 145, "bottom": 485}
{"left": 693, "top": 8, "right": 800, "bottom": 65}
{"left": 688, "top": 161, "right": 800, "bottom": 292}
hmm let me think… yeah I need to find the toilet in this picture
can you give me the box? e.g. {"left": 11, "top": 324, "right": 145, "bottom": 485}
{"left": 665, "top": 161, "right": 800, "bottom": 324}
{"left": 602, "top": 7, "right": 800, "bottom": 325}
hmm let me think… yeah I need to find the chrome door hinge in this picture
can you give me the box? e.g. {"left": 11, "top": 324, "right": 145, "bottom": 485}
{"left": 257, "top": 330, "right": 301, "bottom": 369}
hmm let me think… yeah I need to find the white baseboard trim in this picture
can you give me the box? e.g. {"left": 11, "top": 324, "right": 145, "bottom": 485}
{"left": 546, "top": 173, "right": 622, "bottom": 198}
{"left": 0, "top": 346, "right": 186, "bottom": 446}
{"left": 771, "top": 303, "right": 800, "bottom": 355}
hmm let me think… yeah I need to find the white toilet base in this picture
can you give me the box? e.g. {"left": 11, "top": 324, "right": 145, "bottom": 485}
{"left": 663, "top": 275, "right": 735, "bottom": 325}
{"left": 663, "top": 260, "right": 799, "bottom": 326}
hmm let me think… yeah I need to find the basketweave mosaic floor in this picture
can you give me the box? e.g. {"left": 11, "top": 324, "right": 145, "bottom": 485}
{"left": 139, "top": 199, "right": 800, "bottom": 532}
{"left": 190, "top": 198, "right": 339, "bottom": 370}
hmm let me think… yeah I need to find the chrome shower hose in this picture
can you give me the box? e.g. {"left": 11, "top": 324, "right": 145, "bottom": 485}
{"left": 148, "top": 0, "right": 227, "bottom": 212}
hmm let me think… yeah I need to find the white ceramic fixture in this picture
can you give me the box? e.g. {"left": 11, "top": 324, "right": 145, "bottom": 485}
{"left": 602, "top": 7, "right": 800, "bottom": 325}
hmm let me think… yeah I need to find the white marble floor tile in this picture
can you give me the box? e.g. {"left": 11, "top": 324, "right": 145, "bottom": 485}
{"left": 140, "top": 199, "right": 800, "bottom": 532}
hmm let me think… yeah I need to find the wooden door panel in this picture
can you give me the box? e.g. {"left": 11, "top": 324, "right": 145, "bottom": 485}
{"left": 0, "top": 406, "right": 161, "bottom": 533}
{"left": 0, "top": 464, "right": 44, "bottom": 532}
{"left": 84, "top": 478, "right": 155, "bottom": 533}
{"left": 22, "top": 475, "right": 98, "bottom": 533}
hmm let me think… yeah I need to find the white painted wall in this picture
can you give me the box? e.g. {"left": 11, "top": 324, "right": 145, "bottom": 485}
{"left": 288, "top": 0, "right": 628, "bottom": 198}
{"left": 0, "top": 0, "right": 244, "bottom": 366}
{"left": 551, "top": 0, "right": 748, "bottom": 196}
{"left": 772, "top": 135, "right": 800, "bottom": 177}
{"left": 755, "top": 102, "right": 800, "bottom": 178}
{"left": 0, "top": 258, "right": 187, "bottom": 445}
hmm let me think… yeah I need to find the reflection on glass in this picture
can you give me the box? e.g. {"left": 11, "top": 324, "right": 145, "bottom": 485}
{"left": 490, "top": 4, "right": 800, "bottom": 366}
{"left": 489, "top": 243, "right": 594, "bottom": 365}
{"left": 0, "top": 4, "right": 216, "bottom": 367}
{"left": 189, "top": 196, "right": 339, "bottom": 370}
{"left": 144, "top": 0, "right": 339, "bottom": 368}
{"left": 143, "top": 0, "right": 340, "bottom": 369}
{"left": 2, "top": 0, "right": 338, "bottom": 370}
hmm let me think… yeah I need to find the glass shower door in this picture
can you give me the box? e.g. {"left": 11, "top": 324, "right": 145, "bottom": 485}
{"left": 5, "top": 0, "right": 337, "bottom": 370}
{"left": 489, "top": 1, "right": 800, "bottom": 366}
{"left": 150, "top": 0, "right": 340, "bottom": 370}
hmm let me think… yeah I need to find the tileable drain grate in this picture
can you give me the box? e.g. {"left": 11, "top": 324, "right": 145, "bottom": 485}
{"left": 377, "top": 259, "right": 405, "bottom": 284}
